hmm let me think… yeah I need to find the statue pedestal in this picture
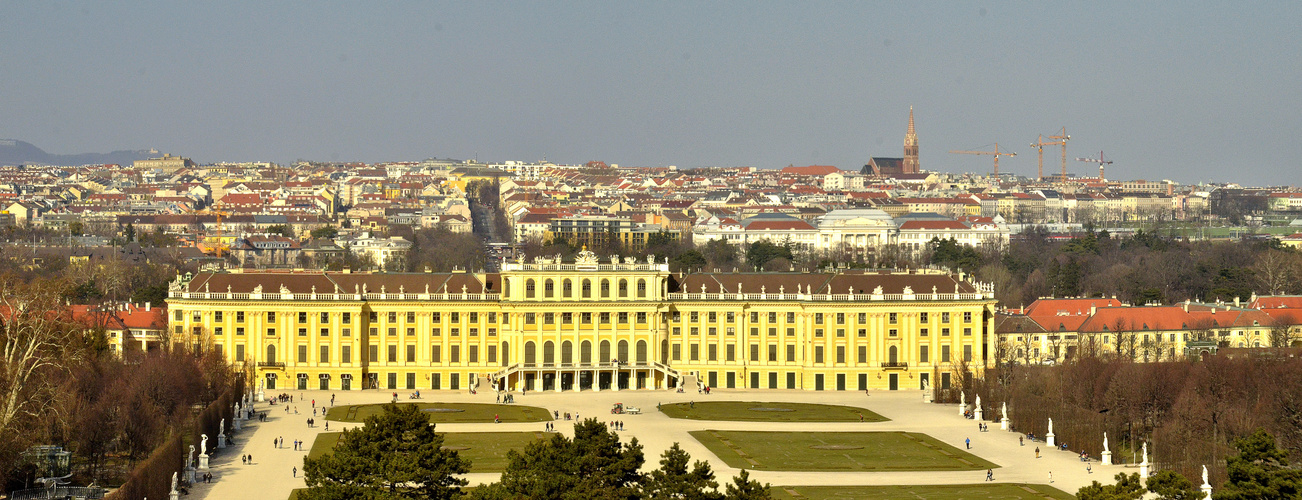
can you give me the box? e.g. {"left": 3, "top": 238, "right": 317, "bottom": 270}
{"left": 959, "top": 404, "right": 965, "bottom": 416}
{"left": 974, "top": 409, "right": 983, "bottom": 422}
{"left": 1000, "top": 417, "right": 1009, "bottom": 431}
{"left": 1046, "top": 433, "right": 1056, "bottom": 447}
{"left": 1201, "top": 483, "right": 1212, "bottom": 500}
{"left": 233, "top": 418, "right": 242, "bottom": 431}
{"left": 198, "top": 454, "right": 210, "bottom": 470}
{"left": 1101, "top": 451, "right": 1112, "bottom": 465}
{"left": 171, "top": 490, "right": 180, "bottom": 500}
{"left": 257, "top": 389, "right": 265, "bottom": 402}
{"left": 218, "top": 434, "right": 227, "bottom": 449}
{"left": 186, "top": 466, "right": 196, "bottom": 484}
{"left": 1140, "top": 463, "right": 1149, "bottom": 478}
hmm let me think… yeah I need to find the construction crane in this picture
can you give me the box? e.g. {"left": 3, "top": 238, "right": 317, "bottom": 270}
{"left": 1030, "top": 127, "right": 1069, "bottom": 181}
{"left": 949, "top": 143, "right": 1017, "bottom": 178}
{"left": 1076, "top": 151, "right": 1113, "bottom": 181}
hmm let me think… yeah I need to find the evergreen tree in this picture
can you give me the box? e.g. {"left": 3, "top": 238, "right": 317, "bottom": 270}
{"left": 1216, "top": 429, "right": 1302, "bottom": 500}
{"left": 1077, "top": 472, "right": 1146, "bottom": 500}
{"left": 645, "top": 443, "right": 721, "bottom": 500}
{"left": 300, "top": 404, "right": 470, "bottom": 500}
{"left": 1147, "top": 470, "right": 1200, "bottom": 499}
{"left": 471, "top": 418, "right": 644, "bottom": 500}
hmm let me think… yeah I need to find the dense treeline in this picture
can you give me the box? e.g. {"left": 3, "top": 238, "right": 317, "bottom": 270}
{"left": 960, "top": 355, "right": 1302, "bottom": 490}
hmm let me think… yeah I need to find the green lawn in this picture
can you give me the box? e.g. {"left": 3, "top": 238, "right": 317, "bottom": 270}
{"left": 660, "top": 402, "right": 887, "bottom": 422}
{"left": 306, "top": 431, "right": 547, "bottom": 472}
{"left": 769, "top": 484, "right": 1074, "bottom": 499}
{"left": 325, "top": 402, "right": 551, "bottom": 423}
{"left": 690, "top": 431, "right": 997, "bottom": 472}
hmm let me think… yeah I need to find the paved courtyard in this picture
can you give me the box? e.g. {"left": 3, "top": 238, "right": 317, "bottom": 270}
{"left": 188, "top": 386, "right": 1114, "bottom": 499}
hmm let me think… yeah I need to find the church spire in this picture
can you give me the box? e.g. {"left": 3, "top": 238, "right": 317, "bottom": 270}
{"left": 903, "top": 106, "right": 919, "bottom": 174}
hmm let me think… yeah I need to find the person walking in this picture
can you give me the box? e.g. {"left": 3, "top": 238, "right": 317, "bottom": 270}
{"left": 1019, "top": 436, "right": 1024, "bottom": 446}
{"left": 293, "top": 467, "right": 297, "bottom": 478}
{"left": 965, "top": 438, "right": 970, "bottom": 449}
{"left": 1049, "top": 471, "right": 1054, "bottom": 483}
{"left": 1035, "top": 446, "right": 1041, "bottom": 459}
{"left": 986, "top": 469, "right": 993, "bottom": 481}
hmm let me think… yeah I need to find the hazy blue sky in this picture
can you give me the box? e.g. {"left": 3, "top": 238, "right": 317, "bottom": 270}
{"left": 2, "top": 2, "right": 1299, "bottom": 185}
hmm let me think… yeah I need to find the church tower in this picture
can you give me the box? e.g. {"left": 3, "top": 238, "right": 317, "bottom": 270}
{"left": 903, "top": 107, "right": 919, "bottom": 174}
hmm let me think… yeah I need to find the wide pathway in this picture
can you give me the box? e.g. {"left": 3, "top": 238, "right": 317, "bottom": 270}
{"left": 192, "top": 386, "right": 1124, "bottom": 499}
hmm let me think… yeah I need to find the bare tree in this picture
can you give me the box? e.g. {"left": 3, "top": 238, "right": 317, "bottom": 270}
{"left": 0, "top": 275, "right": 81, "bottom": 442}
{"left": 1253, "top": 249, "right": 1301, "bottom": 296}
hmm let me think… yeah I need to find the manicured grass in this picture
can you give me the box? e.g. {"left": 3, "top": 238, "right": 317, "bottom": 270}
{"left": 325, "top": 402, "right": 551, "bottom": 423}
{"left": 306, "top": 431, "right": 547, "bottom": 472}
{"left": 690, "top": 430, "right": 997, "bottom": 472}
{"left": 660, "top": 402, "right": 887, "bottom": 422}
{"left": 769, "top": 484, "right": 1074, "bottom": 500}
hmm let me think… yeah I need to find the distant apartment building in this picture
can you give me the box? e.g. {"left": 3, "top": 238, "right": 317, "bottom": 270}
{"left": 133, "top": 153, "right": 197, "bottom": 173}
{"left": 545, "top": 215, "right": 674, "bottom": 252}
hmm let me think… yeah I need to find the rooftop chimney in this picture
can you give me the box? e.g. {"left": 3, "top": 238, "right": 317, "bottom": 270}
{"left": 1234, "top": 296, "right": 1241, "bottom": 308}
{"left": 1090, "top": 305, "right": 1096, "bottom": 316}
{"left": 146, "top": 302, "right": 151, "bottom": 311}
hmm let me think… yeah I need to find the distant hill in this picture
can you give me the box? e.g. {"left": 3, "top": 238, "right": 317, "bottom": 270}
{"left": 0, "top": 139, "right": 157, "bottom": 166}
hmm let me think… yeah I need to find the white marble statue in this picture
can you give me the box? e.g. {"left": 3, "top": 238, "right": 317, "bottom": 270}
{"left": 960, "top": 391, "right": 966, "bottom": 407}
{"left": 1142, "top": 442, "right": 1149, "bottom": 465}
{"left": 219, "top": 419, "right": 225, "bottom": 436}
{"left": 171, "top": 472, "right": 178, "bottom": 493}
{"left": 1001, "top": 402, "right": 1008, "bottom": 420}
{"left": 188, "top": 445, "right": 195, "bottom": 468}
{"left": 200, "top": 434, "right": 208, "bottom": 455}
{"left": 1202, "top": 465, "right": 1209, "bottom": 485}
{"left": 975, "top": 394, "right": 982, "bottom": 409}
{"left": 1103, "top": 433, "right": 1109, "bottom": 452}
{"left": 1047, "top": 418, "right": 1054, "bottom": 435}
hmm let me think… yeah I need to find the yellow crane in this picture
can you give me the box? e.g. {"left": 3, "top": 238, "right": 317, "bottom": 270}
{"left": 949, "top": 143, "right": 1017, "bottom": 178}
{"left": 1030, "top": 127, "right": 1070, "bottom": 181}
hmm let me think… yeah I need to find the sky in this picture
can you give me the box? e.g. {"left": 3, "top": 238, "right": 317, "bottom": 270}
{"left": 2, "top": 1, "right": 1300, "bottom": 186}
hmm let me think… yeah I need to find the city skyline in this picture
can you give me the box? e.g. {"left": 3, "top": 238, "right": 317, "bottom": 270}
{"left": 2, "top": 2, "right": 1300, "bottom": 185}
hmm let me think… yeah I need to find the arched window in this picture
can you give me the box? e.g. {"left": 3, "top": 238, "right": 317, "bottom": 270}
{"left": 618, "top": 340, "right": 629, "bottom": 362}
{"left": 636, "top": 340, "right": 647, "bottom": 363}
{"left": 637, "top": 279, "right": 647, "bottom": 298}
{"left": 582, "top": 280, "right": 592, "bottom": 298}
{"left": 563, "top": 279, "right": 572, "bottom": 298}
{"left": 501, "top": 341, "right": 510, "bottom": 366}
{"left": 502, "top": 278, "right": 510, "bottom": 298}
{"left": 888, "top": 345, "right": 898, "bottom": 364}
{"left": 525, "top": 341, "right": 536, "bottom": 365}
{"left": 600, "top": 279, "right": 610, "bottom": 298}
{"left": 544, "top": 279, "right": 554, "bottom": 298}
{"left": 266, "top": 344, "right": 277, "bottom": 364}
{"left": 581, "top": 340, "right": 593, "bottom": 364}
{"left": 618, "top": 279, "right": 628, "bottom": 298}
{"left": 562, "top": 340, "right": 573, "bottom": 364}
{"left": 600, "top": 340, "right": 612, "bottom": 362}
{"left": 543, "top": 341, "right": 555, "bottom": 365}
{"left": 525, "top": 279, "right": 535, "bottom": 299}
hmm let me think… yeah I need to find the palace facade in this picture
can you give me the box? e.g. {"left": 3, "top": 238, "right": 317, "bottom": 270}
{"left": 161, "top": 250, "right": 997, "bottom": 393}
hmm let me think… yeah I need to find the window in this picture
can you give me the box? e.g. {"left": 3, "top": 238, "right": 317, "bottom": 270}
{"left": 726, "top": 312, "right": 735, "bottom": 323}
{"left": 451, "top": 328, "right": 460, "bottom": 337}
{"left": 526, "top": 279, "right": 536, "bottom": 298}
{"left": 920, "top": 312, "right": 928, "bottom": 323}
{"left": 672, "top": 344, "right": 681, "bottom": 361}
{"left": 469, "top": 328, "right": 478, "bottom": 337}
{"left": 369, "top": 345, "right": 379, "bottom": 363}
{"left": 786, "top": 328, "right": 795, "bottom": 337}
{"left": 433, "top": 312, "right": 441, "bottom": 322}
{"left": 726, "top": 345, "right": 735, "bottom": 362}
{"left": 941, "top": 345, "right": 951, "bottom": 362}
{"left": 769, "top": 312, "right": 777, "bottom": 322}
{"left": 525, "top": 313, "right": 535, "bottom": 324}
{"left": 857, "top": 345, "right": 867, "bottom": 363}
{"left": 562, "top": 313, "right": 573, "bottom": 324}
{"left": 369, "top": 311, "right": 377, "bottom": 322}
{"left": 407, "top": 345, "right": 416, "bottom": 363}
{"left": 750, "top": 312, "right": 759, "bottom": 322}
{"left": 488, "top": 345, "right": 497, "bottom": 363}
{"left": 768, "top": 344, "right": 778, "bottom": 362}
{"left": 618, "top": 280, "right": 628, "bottom": 298}
{"left": 431, "top": 345, "right": 441, "bottom": 363}
{"left": 836, "top": 329, "right": 845, "bottom": 338}
{"left": 488, "top": 328, "right": 496, "bottom": 336}
{"left": 814, "top": 346, "right": 824, "bottom": 364}
{"left": 236, "top": 311, "right": 244, "bottom": 323}
{"left": 750, "top": 344, "right": 760, "bottom": 361}
{"left": 920, "top": 328, "right": 929, "bottom": 337}
{"left": 708, "top": 344, "right": 718, "bottom": 361}
{"left": 814, "top": 329, "right": 823, "bottom": 338}
{"left": 451, "top": 312, "right": 459, "bottom": 323}
{"left": 544, "top": 313, "right": 555, "bottom": 325}
{"left": 432, "top": 328, "right": 441, "bottom": 337}
{"left": 342, "top": 345, "right": 351, "bottom": 364}
{"left": 562, "top": 280, "right": 572, "bottom": 298}
{"left": 963, "top": 345, "right": 973, "bottom": 362}
{"left": 708, "top": 312, "right": 717, "bottom": 323}
{"left": 298, "top": 328, "right": 307, "bottom": 337}
{"left": 858, "top": 312, "right": 867, "bottom": 323}
{"left": 388, "top": 345, "right": 398, "bottom": 362}
{"left": 637, "top": 280, "right": 646, "bottom": 298}
{"left": 369, "top": 327, "right": 378, "bottom": 337}
{"left": 942, "top": 312, "right": 950, "bottom": 323}
{"left": 388, "top": 312, "right": 397, "bottom": 323}
{"left": 501, "top": 313, "right": 509, "bottom": 323}
{"left": 407, "top": 312, "right": 416, "bottom": 323}
{"left": 618, "top": 312, "right": 629, "bottom": 324}
{"left": 920, "top": 345, "right": 929, "bottom": 363}
{"left": 582, "top": 312, "right": 592, "bottom": 324}
{"left": 964, "top": 328, "right": 972, "bottom": 336}
{"left": 690, "top": 327, "right": 699, "bottom": 336}
{"left": 786, "top": 344, "right": 796, "bottom": 362}
{"left": 815, "top": 313, "right": 823, "bottom": 324}
{"left": 888, "top": 312, "right": 897, "bottom": 324}
{"left": 858, "top": 328, "right": 866, "bottom": 337}
{"left": 601, "top": 280, "right": 610, "bottom": 298}
{"left": 889, "top": 329, "right": 898, "bottom": 337}
{"left": 450, "top": 345, "right": 460, "bottom": 363}
{"left": 387, "top": 328, "right": 396, "bottom": 336}
{"left": 600, "top": 312, "right": 611, "bottom": 324}
{"left": 298, "top": 345, "right": 308, "bottom": 363}
{"left": 582, "top": 280, "right": 591, "bottom": 298}
{"left": 708, "top": 327, "right": 717, "bottom": 336}
{"left": 545, "top": 279, "right": 554, "bottom": 298}
{"left": 235, "top": 345, "right": 245, "bottom": 362}
{"left": 673, "top": 327, "right": 681, "bottom": 336}
{"left": 320, "top": 345, "right": 330, "bottom": 363}
{"left": 672, "top": 312, "right": 682, "bottom": 322}
{"left": 942, "top": 327, "right": 951, "bottom": 337}
{"left": 637, "top": 312, "right": 647, "bottom": 324}
{"left": 469, "top": 312, "right": 478, "bottom": 323}
{"left": 321, "top": 312, "right": 330, "bottom": 323}
{"left": 469, "top": 345, "right": 479, "bottom": 363}
{"left": 268, "top": 311, "right": 277, "bottom": 322}
{"left": 342, "top": 312, "right": 350, "bottom": 323}
{"left": 407, "top": 328, "right": 415, "bottom": 336}
{"left": 691, "top": 312, "right": 699, "bottom": 322}
{"left": 836, "top": 313, "right": 845, "bottom": 324}
{"left": 964, "top": 312, "right": 973, "bottom": 323}
{"left": 321, "top": 328, "right": 329, "bottom": 337}
{"left": 175, "top": 310, "right": 184, "bottom": 321}
{"left": 689, "top": 344, "right": 699, "bottom": 361}
{"left": 215, "top": 327, "right": 224, "bottom": 336}
{"left": 836, "top": 346, "right": 845, "bottom": 364}
{"left": 786, "top": 312, "right": 795, "bottom": 323}
{"left": 768, "top": 327, "right": 777, "bottom": 337}
{"left": 215, "top": 311, "right": 224, "bottom": 322}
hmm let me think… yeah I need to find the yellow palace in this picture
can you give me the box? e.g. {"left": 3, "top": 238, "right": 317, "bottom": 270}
{"left": 163, "top": 249, "right": 997, "bottom": 394}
